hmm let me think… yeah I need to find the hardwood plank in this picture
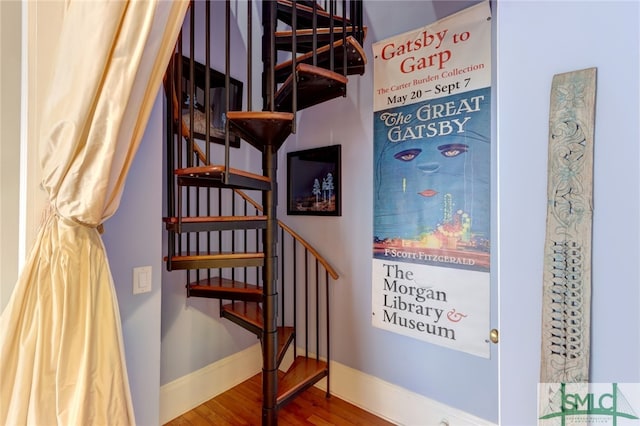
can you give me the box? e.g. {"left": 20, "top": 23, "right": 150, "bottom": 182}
{"left": 164, "top": 416, "right": 194, "bottom": 426}
{"left": 215, "top": 391, "right": 260, "bottom": 424}
{"left": 298, "top": 385, "right": 388, "bottom": 426}
{"left": 308, "top": 413, "right": 336, "bottom": 426}
{"left": 193, "top": 403, "right": 236, "bottom": 426}
{"left": 222, "top": 301, "right": 263, "bottom": 329}
{"left": 203, "top": 400, "right": 249, "bottom": 425}
{"left": 280, "top": 399, "right": 316, "bottom": 425}
{"left": 165, "top": 373, "right": 395, "bottom": 426}
{"left": 179, "top": 408, "right": 212, "bottom": 426}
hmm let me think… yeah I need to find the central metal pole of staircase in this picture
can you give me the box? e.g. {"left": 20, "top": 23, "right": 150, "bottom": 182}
{"left": 262, "top": 2, "right": 280, "bottom": 424}
{"left": 262, "top": 146, "right": 279, "bottom": 426}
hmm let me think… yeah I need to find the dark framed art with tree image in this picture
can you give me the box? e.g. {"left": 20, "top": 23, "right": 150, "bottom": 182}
{"left": 287, "top": 145, "right": 341, "bottom": 216}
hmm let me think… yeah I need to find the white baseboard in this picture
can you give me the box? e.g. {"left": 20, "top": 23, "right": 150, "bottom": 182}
{"left": 160, "top": 344, "right": 496, "bottom": 426}
{"left": 315, "top": 360, "right": 496, "bottom": 426}
{"left": 159, "top": 344, "right": 262, "bottom": 424}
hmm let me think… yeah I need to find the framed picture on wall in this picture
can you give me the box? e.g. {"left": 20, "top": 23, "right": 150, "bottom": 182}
{"left": 177, "top": 54, "right": 243, "bottom": 148}
{"left": 287, "top": 145, "right": 341, "bottom": 216}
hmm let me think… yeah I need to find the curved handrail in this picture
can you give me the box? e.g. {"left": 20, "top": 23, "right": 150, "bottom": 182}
{"left": 234, "top": 189, "right": 339, "bottom": 280}
{"left": 171, "top": 135, "right": 339, "bottom": 281}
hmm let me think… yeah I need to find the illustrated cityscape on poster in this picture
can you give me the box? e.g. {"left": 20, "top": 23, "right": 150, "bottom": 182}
{"left": 287, "top": 145, "right": 341, "bottom": 216}
{"left": 373, "top": 88, "right": 491, "bottom": 273}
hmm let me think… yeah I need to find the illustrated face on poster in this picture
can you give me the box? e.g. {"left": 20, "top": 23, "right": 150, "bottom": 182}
{"left": 373, "top": 88, "right": 491, "bottom": 272}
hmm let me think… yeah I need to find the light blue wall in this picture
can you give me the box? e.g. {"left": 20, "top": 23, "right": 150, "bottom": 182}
{"left": 277, "top": 1, "right": 499, "bottom": 422}
{"left": 103, "top": 95, "right": 165, "bottom": 426}
{"left": 105, "top": 1, "right": 640, "bottom": 425}
{"left": 497, "top": 1, "right": 640, "bottom": 424}
{"left": 277, "top": 0, "right": 640, "bottom": 423}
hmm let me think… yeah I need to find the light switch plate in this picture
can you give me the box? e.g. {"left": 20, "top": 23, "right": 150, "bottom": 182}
{"left": 133, "top": 266, "right": 152, "bottom": 294}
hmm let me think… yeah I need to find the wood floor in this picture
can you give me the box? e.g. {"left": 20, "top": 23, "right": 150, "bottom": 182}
{"left": 164, "top": 373, "right": 396, "bottom": 426}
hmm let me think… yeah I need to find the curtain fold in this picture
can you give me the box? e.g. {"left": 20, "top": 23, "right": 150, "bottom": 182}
{"left": 0, "top": 1, "right": 188, "bottom": 424}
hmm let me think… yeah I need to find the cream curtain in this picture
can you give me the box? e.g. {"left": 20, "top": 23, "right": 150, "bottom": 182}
{"left": 0, "top": 1, "right": 188, "bottom": 425}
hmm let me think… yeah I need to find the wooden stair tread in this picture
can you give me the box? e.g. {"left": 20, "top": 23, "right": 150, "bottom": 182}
{"left": 164, "top": 215, "right": 267, "bottom": 233}
{"left": 275, "top": 63, "right": 347, "bottom": 112}
{"left": 223, "top": 301, "right": 263, "bottom": 328}
{"left": 171, "top": 252, "right": 264, "bottom": 261}
{"left": 221, "top": 301, "right": 263, "bottom": 337}
{"left": 221, "top": 303, "right": 295, "bottom": 362}
{"left": 167, "top": 252, "right": 264, "bottom": 270}
{"left": 175, "top": 165, "right": 269, "bottom": 182}
{"left": 227, "top": 111, "right": 294, "bottom": 150}
{"left": 277, "top": 356, "right": 328, "bottom": 407}
{"left": 222, "top": 302, "right": 294, "bottom": 336}
{"left": 274, "top": 36, "right": 366, "bottom": 84}
{"left": 275, "top": 26, "right": 368, "bottom": 53}
{"left": 188, "top": 277, "right": 262, "bottom": 302}
{"left": 174, "top": 164, "right": 271, "bottom": 191}
{"left": 277, "top": 0, "right": 349, "bottom": 29}
{"left": 163, "top": 1, "right": 361, "bottom": 416}
{"left": 222, "top": 303, "right": 295, "bottom": 342}
{"left": 164, "top": 215, "right": 267, "bottom": 224}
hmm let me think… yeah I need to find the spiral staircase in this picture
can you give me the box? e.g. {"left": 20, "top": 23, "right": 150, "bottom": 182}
{"left": 163, "top": 1, "right": 365, "bottom": 424}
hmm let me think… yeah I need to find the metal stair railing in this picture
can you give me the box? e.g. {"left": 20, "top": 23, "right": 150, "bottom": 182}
{"left": 163, "top": 1, "right": 361, "bottom": 423}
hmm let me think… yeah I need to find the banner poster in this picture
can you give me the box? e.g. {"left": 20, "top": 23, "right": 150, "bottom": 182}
{"left": 372, "top": 1, "right": 492, "bottom": 358}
